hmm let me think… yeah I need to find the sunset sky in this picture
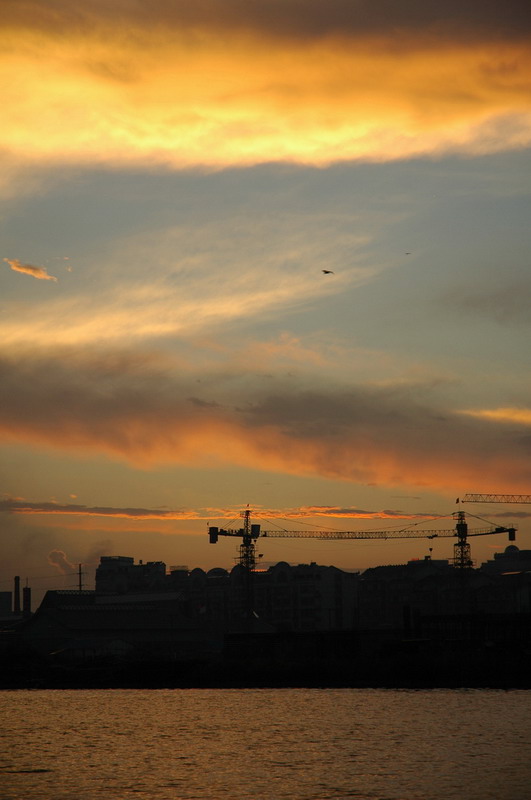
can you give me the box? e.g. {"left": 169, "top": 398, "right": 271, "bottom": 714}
{"left": 1, "top": 1, "right": 530, "bottom": 604}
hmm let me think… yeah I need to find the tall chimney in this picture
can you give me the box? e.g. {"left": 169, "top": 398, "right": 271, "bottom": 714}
{"left": 23, "top": 586, "right": 31, "bottom": 616}
{"left": 14, "top": 576, "right": 21, "bottom": 614}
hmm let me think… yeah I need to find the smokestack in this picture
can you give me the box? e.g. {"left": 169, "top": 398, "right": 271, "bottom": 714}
{"left": 13, "top": 576, "right": 21, "bottom": 614}
{"left": 23, "top": 586, "right": 31, "bottom": 616}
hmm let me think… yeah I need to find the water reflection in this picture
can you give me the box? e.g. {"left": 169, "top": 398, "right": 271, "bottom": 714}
{"left": 1, "top": 689, "right": 530, "bottom": 800}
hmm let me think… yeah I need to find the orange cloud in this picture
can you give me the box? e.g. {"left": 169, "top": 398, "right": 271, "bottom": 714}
{"left": 3, "top": 257, "right": 58, "bottom": 282}
{"left": 1, "top": 6, "right": 530, "bottom": 173}
{"left": 0, "top": 498, "right": 435, "bottom": 522}
{"left": 460, "top": 407, "right": 531, "bottom": 426}
{"left": 1, "top": 351, "right": 531, "bottom": 494}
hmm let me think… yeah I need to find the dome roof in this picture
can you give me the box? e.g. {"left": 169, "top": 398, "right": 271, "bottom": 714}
{"left": 207, "top": 567, "right": 229, "bottom": 577}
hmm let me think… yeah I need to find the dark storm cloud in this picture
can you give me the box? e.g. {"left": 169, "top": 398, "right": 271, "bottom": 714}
{"left": 2, "top": 0, "right": 530, "bottom": 41}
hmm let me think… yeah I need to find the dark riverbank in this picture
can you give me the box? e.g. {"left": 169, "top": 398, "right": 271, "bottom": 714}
{"left": 2, "top": 633, "right": 530, "bottom": 690}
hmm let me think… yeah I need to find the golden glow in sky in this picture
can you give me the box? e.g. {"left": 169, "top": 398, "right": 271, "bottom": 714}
{"left": 1, "top": 4, "right": 531, "bottom": 174}
{"left": 461, "top": 408, "right": 531, "bottom": 426}
{"left": 1, "top": 1, "right": 530, "bottom": 595}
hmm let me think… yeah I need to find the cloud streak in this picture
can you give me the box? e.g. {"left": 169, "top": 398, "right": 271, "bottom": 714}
{"left": 1, "top": 499, "right": 199, "bottom": 520}
{"left": 0, "top": 219, "right": 373, "bottom": 347}
{"left": 0, "top": 498, "right": 438, "bottom": 522}
{"left": 3, "top": 258, "right": 57, "bottom": 282}
{"left": 460, "top": 407, "right": 531, "bottom": 426}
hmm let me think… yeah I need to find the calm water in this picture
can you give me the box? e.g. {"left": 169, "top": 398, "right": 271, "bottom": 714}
{"left": 1, "top": 689, "right": 530, "bottom": 800}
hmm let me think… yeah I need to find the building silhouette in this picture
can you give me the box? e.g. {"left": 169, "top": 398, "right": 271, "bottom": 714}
{"left": 1, "top": 549, "right": 530, "bottom": 686}
{"left": 92, "top": 556, "right": 359, "bottom": 632}
{"left": 479, "top": 544, "right": 531, "bottom": 574}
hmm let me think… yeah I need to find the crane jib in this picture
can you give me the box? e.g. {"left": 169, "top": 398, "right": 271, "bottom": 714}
{"left": 208, "top": 511, "right": 516, "bottom": 581}
{"left": 208, "top": 521, "right": 515, "bottom": 543}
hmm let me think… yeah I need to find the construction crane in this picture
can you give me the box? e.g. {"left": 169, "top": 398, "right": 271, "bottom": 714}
{"left": 209, "top": 510, "right": 516, "bottom": 616}
{"left": 462, "top": 494, "right": 531, "bottom": 504}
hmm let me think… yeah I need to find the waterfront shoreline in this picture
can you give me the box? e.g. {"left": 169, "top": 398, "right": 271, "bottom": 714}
{"left": 3, "top": 652, "right": 530, "bottom": 691}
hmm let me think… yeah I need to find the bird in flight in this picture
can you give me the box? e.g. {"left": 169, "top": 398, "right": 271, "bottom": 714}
{"left": 322, "top": 269, "right": 334, "bottom": 274}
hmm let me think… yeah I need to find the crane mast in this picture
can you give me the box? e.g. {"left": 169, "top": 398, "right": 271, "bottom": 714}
{"left": 235, "top": 508, "right": 260, "bottom": 620}
{"left": 454, "top": 512, "right": 473, "bottom": 569}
